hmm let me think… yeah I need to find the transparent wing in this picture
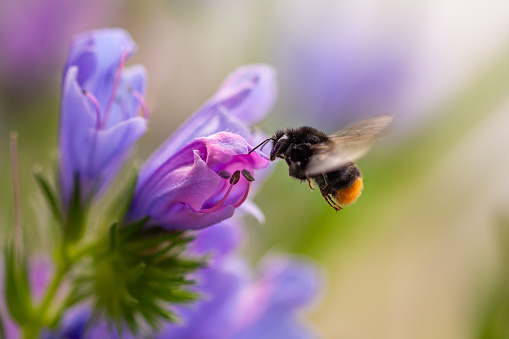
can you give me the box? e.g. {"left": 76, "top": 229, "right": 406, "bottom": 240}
{"left": 305, "top": 115, "right": 394, "bottom": 176}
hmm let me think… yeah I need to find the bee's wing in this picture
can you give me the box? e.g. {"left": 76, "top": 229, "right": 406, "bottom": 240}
{"left": 305, "top": 115, "right": 394, "bottom": 176}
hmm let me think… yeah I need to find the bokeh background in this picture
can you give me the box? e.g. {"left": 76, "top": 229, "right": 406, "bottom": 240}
{"left": 2, "top": 0, "right": 509, "bottom": 338}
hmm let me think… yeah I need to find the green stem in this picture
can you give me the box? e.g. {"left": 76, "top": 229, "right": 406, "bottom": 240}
{"left": 22, "top": 327, "right": 39, "bottom": 339}
{"left": 23, "top": 261, "right": 68, "bottom": 337}
{"left": 69, "top": 241, "right": 98, "bottom": 262}
{"left": 37, "top": 262, "right": 68, "bottom": 320}
{"left": 20, "top": 241, "right": 98, "bottom": 338}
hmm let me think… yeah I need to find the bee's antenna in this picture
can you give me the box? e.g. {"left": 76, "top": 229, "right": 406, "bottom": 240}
{"left": 248, "top": 137, "right": 274, "bottom": 155}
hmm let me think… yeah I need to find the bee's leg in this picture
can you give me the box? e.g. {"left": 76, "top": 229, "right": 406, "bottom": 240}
{"left": 322, "top": 194, "right": 342, "bottom": 212}
{"left": 317, "top": 176, "right": 341, "bottom": 211}
{"left": 306, "top": 177, "right": 315, "bottom": 190}
{"left": 329, "top": 196, "right": 343, "bottom": 211}
{"left": 322, "top": 174, "right": 329, "bottom": 186}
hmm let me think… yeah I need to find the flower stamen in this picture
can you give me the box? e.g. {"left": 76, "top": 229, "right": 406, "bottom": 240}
{"left": 198, "top": 170, "right": 241, "bottom": 213}
{"left": 232, "top": 170, "right": 254, "bottom": 208}
{"left": 234, "top": 181, "right": 251, "bottom": 208}
{"left": 103, "top": 49, "right": 128, "bottom": 127}
{"left": 241, "top": 169, "right": 255, "bottom": 182}
{"left": 129, "top": 88, "right": 150, "bottom": 120}
{"left": 217, "top": 171, "right": 231, "bottom": 179}
{"left": 82, "top": 90, "right": 102, "bottom": 129}
{"left": 229, "top": 170, "right": 241, "bottom": 185}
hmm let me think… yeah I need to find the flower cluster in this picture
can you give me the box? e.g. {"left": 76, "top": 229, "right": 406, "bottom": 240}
{"left": 158, "top": 222, "right": 319, "bottom": 339}
{"left": 1, "top": 28, "right": 319, "bottom": 339}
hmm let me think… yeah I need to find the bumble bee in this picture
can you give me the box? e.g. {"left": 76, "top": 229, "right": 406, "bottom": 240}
{"left": 249, "top": 115, "right": 393, "bottom": 211}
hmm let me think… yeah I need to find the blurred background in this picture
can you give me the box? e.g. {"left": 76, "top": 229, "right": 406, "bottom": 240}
{"left": 2, "top": 0, "right": 509, "bottom": 338}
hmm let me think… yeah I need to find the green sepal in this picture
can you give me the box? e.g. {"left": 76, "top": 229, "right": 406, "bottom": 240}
{"left": 69, "top": 224, "right": 205, "bottom": 335}
{"left": 2, "top": 246, "right": 34, "bottom": 326}
{"left": 33, "top": 167, "right": 63, "bottom": 224}
{"left": 65, "top": 173, "right": 86, "bottom": 243}
{"left": 109, "top": 223, "right": 118, "bottom": 251}
{"left": 106, "top": 167, "right": 139, "bottom": 224}
{"left": 117, "top": 216, "right": 150, "bottom": 243}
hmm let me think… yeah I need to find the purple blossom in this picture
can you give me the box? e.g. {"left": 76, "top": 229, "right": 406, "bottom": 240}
{"left": 0, "top": 257, "right": 54, "bottom": 339}
{"left": 42, "top": 308, "right": 94, "bottom": 339}
{"left": 42, "top": 307, "right": 136, "bottom": 339}
{"left": 140, "top": 65, "right": 276, "bottom": 179}
{"left": 59, "top": 28, "right": 148, "bottom": 208}
{"left": 127, "top": 65, "right": 276, "bottom": 230}
{"left": 0, "top": 0, "right": 118, "bottom": 91}
{"left": 231, "top": 256, "right": 319, "bottom": 339}
{"left": 127, "top": 132, "right": 268, "bottom": 230}
{"left": 157, "top": 223, "right": 320, "bottom": 339}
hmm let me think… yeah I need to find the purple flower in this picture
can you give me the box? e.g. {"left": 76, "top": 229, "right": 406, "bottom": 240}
{"left": 42, "top": 307, "right": 137, "bottom": 339}
{"left": 0, "top": 0, "right": 118, "bottom": 91}
{"left": 231, "top": 256, "right": 320, "bottom": 339}
{"left": 127, "top": 132, "right": 268, "bottom": 230}
{"left": 0, "top": 257, "right": 54, "bottom": 339}
{"left": 42, "top": 308, "right": 94, "bottom": 339}
{"left": 141, "top": 65, "right": 276, "bottom": 175}
{"left": 157, "top": 223, "right": 320, "bottom": 339}
{"left": 127, "top": 65, "right": 275, "bottom": 230}
{"left": 59, "top": 28, "right": 148, "bottom": 208}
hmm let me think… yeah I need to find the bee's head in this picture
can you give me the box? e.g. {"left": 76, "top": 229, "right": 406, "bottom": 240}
{"left": 269, "top": 132, "right": 289, "bottom": 161}
{"left": 248, "top": 131, "right": 290, "bottom": 161}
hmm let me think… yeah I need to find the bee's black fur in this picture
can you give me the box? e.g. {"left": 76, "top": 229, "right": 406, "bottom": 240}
{"left": 314, "top": 162, "right": 361, "bottom": 194}
{"left": 253, "top": 116, "right": 394, "bottom": 210}
{"left": 270, "top": 127, "right": 330, "bottom": 178}
{"left": 268, "top": 126, "right": 362, "bottom": 211}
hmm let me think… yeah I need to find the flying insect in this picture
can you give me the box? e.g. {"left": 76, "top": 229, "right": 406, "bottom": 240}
{"left": 249, "top": 115, "right": 393, "bottom": 211}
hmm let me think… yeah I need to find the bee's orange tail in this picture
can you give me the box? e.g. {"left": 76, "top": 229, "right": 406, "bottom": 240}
{"left": 335, "top": 177, "right": 363, "bottom": 206}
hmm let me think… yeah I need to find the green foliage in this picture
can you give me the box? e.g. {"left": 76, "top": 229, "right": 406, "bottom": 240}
{"left": 67, "top": 219, "right": 205, "bottom": 334}
{"left": 21, "top": 162, "right": 206, "bottom": 337}
{"left": 65, "top": 174, "right": 86, "bottom": 243}
{"left": 109, "top": 167, "right": 139, "bottom": 223}
{"left": 2, "top": 246, "right": 34, "bottom": 327}
{"left": 475, "top": 217, "right": 509, "bottom": 339}
{"left": 34, "top": 167, "right": 63, "bottom": 224}
{"left": 477, "top": 285, "right": 509, "bottom": 339}
{"left": 33, "top": 169, "right": 87, "bottom": 244}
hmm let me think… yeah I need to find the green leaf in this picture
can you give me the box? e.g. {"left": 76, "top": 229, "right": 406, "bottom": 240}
{"left": 68, "top": 228, "right": 205, "bottom": 335}
{"left": 65, "top": 173, "right": 86, "bottom": 243}
{"left": 34, "top": 167, "right": 63, "bottom": 223}
{"left": 112, "top": 168, "right": 139, "bottom": 220}
{"left": 3, "top": 246, "right": 34, "bottom": 326}
{"left": 109, "top": 223, "right": 118, "bottom": 251}
{"left": 117, "top": 216, "right": 150, "bottom": 243}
